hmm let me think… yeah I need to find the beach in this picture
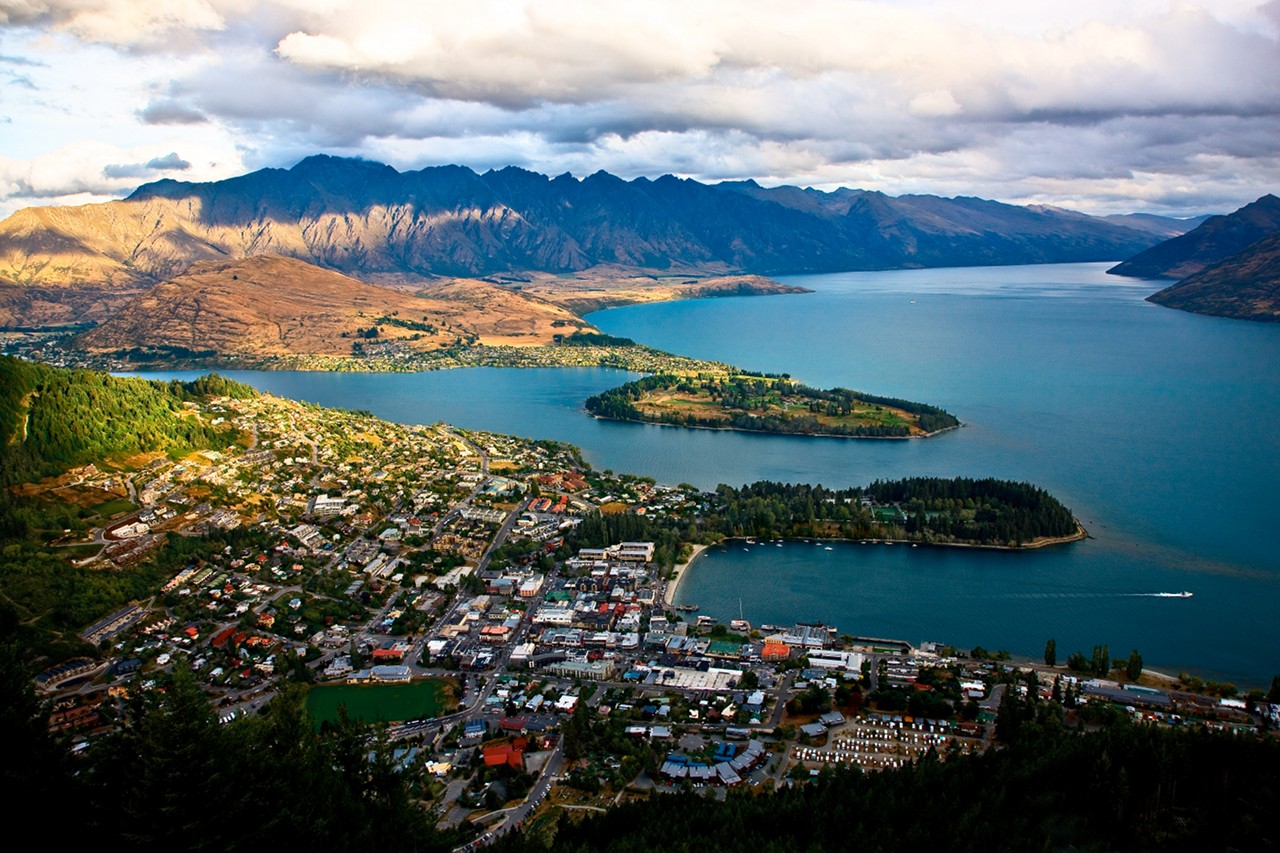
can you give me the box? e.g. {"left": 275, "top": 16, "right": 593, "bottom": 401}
{"left": 663, "top": 543, "right": 708, "bottom": 607}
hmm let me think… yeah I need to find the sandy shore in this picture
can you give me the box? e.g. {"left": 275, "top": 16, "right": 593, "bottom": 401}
{"left": 664, "top": 544, "right": 709, "bottom": 607}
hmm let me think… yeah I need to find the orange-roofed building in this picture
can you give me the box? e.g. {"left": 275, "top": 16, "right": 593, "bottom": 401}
{"left": 761, "top": 642, "right": 791, "bottom": 662}
{"left": 482, "top": 738, "right": 527, "bottom": 770}
{"left": 212, "top": 626, "right": 237, "bottom": 648}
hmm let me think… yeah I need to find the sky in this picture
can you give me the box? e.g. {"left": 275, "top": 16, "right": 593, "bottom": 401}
{"left": 1, "top": 0, "right": 1278, "bottom": 219}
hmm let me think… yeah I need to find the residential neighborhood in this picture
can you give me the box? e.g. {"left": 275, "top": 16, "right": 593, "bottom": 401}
{"left": 29, "top": 389, "right": 1275, "bottom": 846}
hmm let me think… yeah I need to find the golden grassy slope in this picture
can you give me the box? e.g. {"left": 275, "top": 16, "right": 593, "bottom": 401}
{"left": 75, "top": 255, "right": 592, "bottom": 357}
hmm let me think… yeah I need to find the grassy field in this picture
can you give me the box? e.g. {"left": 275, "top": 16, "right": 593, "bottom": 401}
{"left": 91, "top": 498, "right": 137, "bottom": 517}
{"left": 305, "top": 677, "right": 456, "bottom": 727}
{"left": 635, "top": 383, "right": 922, "bottom": 434}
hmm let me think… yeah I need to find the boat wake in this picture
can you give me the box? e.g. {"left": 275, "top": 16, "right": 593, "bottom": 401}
{"left": 995, "top": 590, "right": 1193, "bottom": 600}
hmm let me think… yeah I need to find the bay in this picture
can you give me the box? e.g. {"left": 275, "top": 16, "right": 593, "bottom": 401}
{"left": 135, "top": 262, "right": 1280, "bottom": 684}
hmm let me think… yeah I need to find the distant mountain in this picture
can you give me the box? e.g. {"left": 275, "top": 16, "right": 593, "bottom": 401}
{"left": 1146, "top": 231, "right": 1280, "bottom": 322}
{"left": 74, "top": 254, "right": 592, "bottom": 359}
{"left": 1099, "top": 213, "right": 1210, "bottom": 239}
{"left": 0, "top": 156, "right": 1166, "bottom": 295}
{"left": 1108, "top": 194, "right": 1280, "bottom": 279}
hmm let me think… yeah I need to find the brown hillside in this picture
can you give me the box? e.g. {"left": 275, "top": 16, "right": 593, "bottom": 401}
{"left": 0, "top": 199, "right": 228, "bottom": 288}
{"left": 75, "top": 255, "right": 591, "bottom": 357}
{"left": 1147, "top": 232, "right": 1280, "bottom": 322}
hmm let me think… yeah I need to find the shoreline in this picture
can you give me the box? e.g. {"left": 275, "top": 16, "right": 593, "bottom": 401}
{"left": 664, "top": 543, "right": 709, "bottom": 607}
{"left": 585, "top": 414, "right": 962, "bottom": 441}
{"left": 705, "top": 520, "right": 1088, "bottom": 555}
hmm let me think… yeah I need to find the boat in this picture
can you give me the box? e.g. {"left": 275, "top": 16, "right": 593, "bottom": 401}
{"left": 823, "top": 546, "right": 834, "bottom": 551}
{"left": 676, "top": 603, "right": 700, "bottom": 612}
{"left": 1153, "top": 591, "right": 1194, "bottom": 598}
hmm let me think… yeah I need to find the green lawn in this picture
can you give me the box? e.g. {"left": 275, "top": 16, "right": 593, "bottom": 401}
{"left": 91, "top": 498, "right": 137, "bottom": 517}
{"left": 306, "top": 678, "right": 454, "bottom": 727}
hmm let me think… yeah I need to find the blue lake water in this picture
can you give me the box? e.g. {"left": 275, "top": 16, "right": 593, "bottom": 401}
{"left": 136, "top": 263, "right": 1280, "bottom": 684}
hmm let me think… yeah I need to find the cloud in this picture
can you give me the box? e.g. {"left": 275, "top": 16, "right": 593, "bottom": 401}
{"left": 2, "top": 1, "right": 1278, "bottom": 217}
{"left": 0, "top": 51, "right": 46, "bottom": 66}
{"left": 145, "top": 152, "right": 190, "bottom": 170}
{"left": 138, "top": 98, "right": 207, "bottom": 125}
{"left": 102, "top": 151, "right": 191, "bottom": 178}
{"left": 0, "top": 140, "right": 240, "bottom": 216}
{"left": 101, "top": 151, "right": 189, "bottom": 178}
{"left": 0, "top": 0, "right": 227, "bottom": 47}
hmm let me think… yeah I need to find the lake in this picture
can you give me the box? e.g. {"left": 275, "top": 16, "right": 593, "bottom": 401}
{"left": 136, "top": 263, "right": 1280, "bottom": 685}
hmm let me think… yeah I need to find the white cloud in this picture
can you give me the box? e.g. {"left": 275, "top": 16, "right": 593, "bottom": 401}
{"left": 0, "top": 0, "right": 229, "bottom": 46}
{"left": 0, "top": 0, "right": 1277, "bottom": 217}
{"left": 0, "top": 139, "right": 242, "bottom": 216}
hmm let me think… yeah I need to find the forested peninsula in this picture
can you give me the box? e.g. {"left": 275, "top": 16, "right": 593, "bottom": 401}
{"left": 571, "top": 478, "right": 1083, "bottom": 555}
{"left": 585, "top": 373, "right": 960, "bottom": 438}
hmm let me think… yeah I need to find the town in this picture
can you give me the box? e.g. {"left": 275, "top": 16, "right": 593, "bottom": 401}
{"left": 28, "top": 389, "right": 1276, "bottom": 846}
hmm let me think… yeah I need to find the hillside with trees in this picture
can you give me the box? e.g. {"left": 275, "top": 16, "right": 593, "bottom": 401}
{"left": 0, "top": 357, "right": 255, "bottom": 659}
{"left": 494, "top": 721, "right": 1278, "bottom": 853}
{"left": 0, "top": 355, "right": 252, "bottom": 486}
{"left": 0, "top": 654, "right": 458, "bottom": 850}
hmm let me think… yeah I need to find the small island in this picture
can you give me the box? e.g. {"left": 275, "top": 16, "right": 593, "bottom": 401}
{"left": 585, "top": 372, "right": 960, "bottom": 438}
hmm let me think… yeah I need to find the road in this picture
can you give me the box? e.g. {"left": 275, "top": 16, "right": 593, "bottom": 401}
{"left": 462, "top": 743, "right": 565, "bottom": 848}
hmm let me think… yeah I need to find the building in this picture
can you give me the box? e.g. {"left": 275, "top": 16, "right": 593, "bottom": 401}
{"left": 547, "top": 658, "right": 616, "bottom": 681}
{"left": 308, "top": 494, "right": 346, "bottom": 517}
{"left": 617, "top": 541, "right": 655, "bottom": 562}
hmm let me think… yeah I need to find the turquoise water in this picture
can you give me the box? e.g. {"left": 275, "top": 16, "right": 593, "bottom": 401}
{"left": 136, "top": 263, "right": 1280, "bottom": 684}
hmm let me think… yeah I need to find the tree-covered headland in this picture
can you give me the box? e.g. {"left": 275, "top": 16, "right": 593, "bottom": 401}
{"left": 569, "top": 478, "right": 1081, "bottom": 561}
{"left": 585, "top": 372, "right": 959, "bottom": 437}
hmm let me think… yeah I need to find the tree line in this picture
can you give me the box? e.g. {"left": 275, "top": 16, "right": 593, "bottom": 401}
{"left": 703, "top": 478, "right": 1078, "bottom": 545}
{"left": 494, "top": 713, "right": 1278, "bottom": 852}
{"left": 0, "top": 649, "right": 458, "bottom": 851}
{"left": 563, "top": 478, "right": 1079, "bottom": 557}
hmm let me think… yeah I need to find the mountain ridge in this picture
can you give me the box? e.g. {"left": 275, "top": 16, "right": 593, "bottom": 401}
{"left": 1146, "top": 230, "right": 1280, "bottom": 322}
{"left": 1, "top": 155, "right": 1168, "bottom": 295}
{"left": 1107, "top": 193, "right": 1280, "bottom": 279}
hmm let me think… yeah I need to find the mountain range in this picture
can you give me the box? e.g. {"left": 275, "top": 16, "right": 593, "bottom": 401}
{"left": 1107, "top": 194, "right": 1280, "bottom": 280}
{"left": 0, "top": 155, "right": 1176, "bottom": 295}
{"left": 1106, "top": 194, "right": 1280, "bottom": 322}
{"left": 1144, "top": 230, "right": 1280, "bottom": 322}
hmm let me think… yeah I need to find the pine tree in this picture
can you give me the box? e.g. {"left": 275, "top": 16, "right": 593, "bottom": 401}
{"left": 1125, "top": 649, "right": 1143, "bottom": 682}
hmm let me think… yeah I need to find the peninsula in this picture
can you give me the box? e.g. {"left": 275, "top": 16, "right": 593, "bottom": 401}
{"left": 585, "top": 372, "right": 960, "bottom": 438}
